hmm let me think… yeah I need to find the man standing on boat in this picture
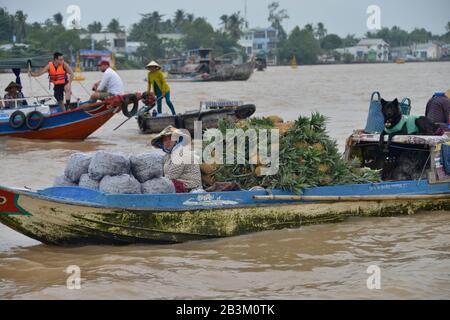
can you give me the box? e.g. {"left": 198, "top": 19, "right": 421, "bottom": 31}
{"left": 90, "top": 60, "right": 124, "bottom": 101}
{"left": 29, "top": 52, "right": 74, "bottom": 111}
{"left": 146, "top": 61, "right": 176, "bottom": 116}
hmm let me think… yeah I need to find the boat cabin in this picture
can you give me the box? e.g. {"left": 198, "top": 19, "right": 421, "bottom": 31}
{"left": 344, "top": 130, "right": 450, "bottom": 184}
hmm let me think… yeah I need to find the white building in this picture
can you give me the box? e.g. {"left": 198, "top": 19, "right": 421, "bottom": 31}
{"left": 238, "top": 27, "right": 278, "bottom": 63}
{"left": 411, "top": 42, "right": 443, "bottom": 60}
{"left": 82, "top": 32, "right": 127, "bottom": 54}
{"left": 336, "top": 38, "right": 390, "bottom": 62}
{"left": 126, "top": 41, "right": 143, "bottom": 55}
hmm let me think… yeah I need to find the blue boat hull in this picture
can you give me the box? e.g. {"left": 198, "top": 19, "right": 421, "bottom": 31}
{"left": 0, "top": 181, "right": 449, "bottom": 245}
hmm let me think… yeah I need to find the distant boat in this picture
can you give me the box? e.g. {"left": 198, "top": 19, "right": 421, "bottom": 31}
{"left": 165, "top": 48, "right": 254, "bottom": 82}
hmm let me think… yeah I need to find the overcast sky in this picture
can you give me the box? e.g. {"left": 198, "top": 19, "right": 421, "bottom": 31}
{"left": 1, "top": 0, "right": 449, "bottom": 37}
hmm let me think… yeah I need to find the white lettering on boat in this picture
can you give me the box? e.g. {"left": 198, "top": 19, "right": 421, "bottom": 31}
{"left": 183, "top": 194, "right": 239, "bottom": 207}
{"left": 369, "top": 183, "right": 408, "bottom": 191}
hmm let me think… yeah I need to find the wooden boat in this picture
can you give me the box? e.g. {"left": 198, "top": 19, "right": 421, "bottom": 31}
{"left": 0, "top": 95, "right": 132, "bottom": 140}
{"left": 167, "top": 62, "right": 254, "bottom": 82}
{"left": 0, "top": 180, "right": 449, "bottom": 246}
{"left": 137, "top": 102, "right": 256, "bottom": 135}
{"left": 0, "top": 56, "right": 142, "bottom": 140}
{"left": 165, "top": 48, "right": 254, "bottom": 82}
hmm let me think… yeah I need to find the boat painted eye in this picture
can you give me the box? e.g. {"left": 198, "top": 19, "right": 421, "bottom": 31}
{"left": 0, "top": 196, "right": 6, "bottom": 205}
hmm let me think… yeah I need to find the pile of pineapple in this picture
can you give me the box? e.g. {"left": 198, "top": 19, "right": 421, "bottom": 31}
{"left": 201, "top": 113, "right": 381, "bottom": 193}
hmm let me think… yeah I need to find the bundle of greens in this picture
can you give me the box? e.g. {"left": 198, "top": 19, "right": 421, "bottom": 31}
{"left": 201, "top": 113, "right": 381, "bottom": 193}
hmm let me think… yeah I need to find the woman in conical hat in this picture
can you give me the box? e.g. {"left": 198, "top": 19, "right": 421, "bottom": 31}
{"left": 146, "top": 61, "right": 176, "bottom": 116}
{"left": 151, "top": 126, "right": 202, "bottom": 193}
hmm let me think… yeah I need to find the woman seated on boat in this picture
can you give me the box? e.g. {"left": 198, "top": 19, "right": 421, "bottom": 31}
{"left": 146, "top": 61, "right": 176, "bottom": 116}
{"left": 2, "top": 82, "right": 27, "bottom": 109}
{"left": 151, "top": 126, "right": 202, "bottom": 193}
{"left": 425, "top": 89, "right": 450, "bottom": 129}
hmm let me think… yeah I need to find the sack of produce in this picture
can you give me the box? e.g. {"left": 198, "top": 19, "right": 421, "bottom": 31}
{"left": 88, "top": 151, "right": 130, "bottom": 181}
{"left": 53, "top": 175, "right": 77, "bottom": 187}
{"left": 64, "top": 153, "right": 92, "bottom": 183}
{"left": 141, "top": 177, "right": 176, "bottom": 194}
{"left": 78, "top": 173, "right": 100, "bottom": 191}
{"left": 99, "top": 174, "right": 141, "bottom": 194}
{"left": 130, "top": 152, "right": 164, "bottom": 183}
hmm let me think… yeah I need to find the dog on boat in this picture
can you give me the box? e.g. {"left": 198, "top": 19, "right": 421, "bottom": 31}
{"left": 379, "top": 98, "right": 437, "bottom": 147}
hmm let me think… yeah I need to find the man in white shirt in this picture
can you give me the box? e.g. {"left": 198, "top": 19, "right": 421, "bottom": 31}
{"left": 90, "top": 60, "right": 124, "bottom": 101}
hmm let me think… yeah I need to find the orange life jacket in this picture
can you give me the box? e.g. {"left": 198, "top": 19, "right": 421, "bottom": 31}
{"left": 48, "top": 62, "right": 66, "bottom": 85}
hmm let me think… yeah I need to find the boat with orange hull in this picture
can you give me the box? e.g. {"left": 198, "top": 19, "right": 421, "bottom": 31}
{"left": 0, "top": 94, "right": 140, "bottom": 140}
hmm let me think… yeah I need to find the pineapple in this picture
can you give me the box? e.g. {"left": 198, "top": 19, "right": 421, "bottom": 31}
{"left": 266, "top": 115, "right": 284, "bottom": 124}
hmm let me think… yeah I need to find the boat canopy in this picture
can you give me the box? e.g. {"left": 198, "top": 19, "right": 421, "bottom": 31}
{"left": 0, "top": 56, "right": 49, "bottom": 70}
{"left": 0, "top": 56, "right": 49, "bottom": 86}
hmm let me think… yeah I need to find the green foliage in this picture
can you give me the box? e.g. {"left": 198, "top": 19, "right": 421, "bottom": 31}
{"left": 321, "top": 34, "right": 342, "bottom": 50}
{"left": 342, "top": 34, "right": 359, "bottom": 47}
{"left": 315, "top": 22, "right": 327, "bottom": 41}
{"left": 280, "top": 26, "right": 320, "bottom": 65}
{"left": 342, "top": 53, "right": 354, "bottom": 64}
{"left": 268, "top": 1, "right": 289, "bottom": 41}
{"left": 87, "top": 21, "right": 102, "bottom": 33}
{"left": 107, "top": 18, "right": 122, "bottom": 33}
{"left": 365, "top": 26, "right": 441, "bottom": 46}
{"left": 0, "top": 8, "right": 14, "bottom": 42}
{"left": 220, "top": 12, "right": 245, "bottom": 40}
{"left": 53, "top": 13, "right": 63, "bottom": 26}
{"left": 183, "top": 17, "right": 215, "bottom": 49}
{"left": 208, "top": 114, "right": 381, "bottom": 193}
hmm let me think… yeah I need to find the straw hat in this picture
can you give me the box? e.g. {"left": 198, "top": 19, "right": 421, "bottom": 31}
{"left": 146, "top": 61, "right": 161, "bottom": 69}
{"left": 151, "top": 126, "right": 179, "bottom": 148}
{"left": 445, "top": 89, "right": 450, "bottom": 99}
{"left": 4, "top": 81, "right": 22, "bottom": 92}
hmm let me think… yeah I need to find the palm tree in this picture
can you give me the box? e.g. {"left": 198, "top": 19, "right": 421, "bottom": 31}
{"left": 13, "top": 10, "right": 27, "bottom": 42}
{"left": 107, "top": 18, "right": 122, "bottom": 33}
{"left": 186, "top": 14, "right": 195, "bottom": 24}
{"left": 87, "top": 21, "right": 102, "bottom": 33}
{"left": 220, "top": 14, "right": 229, "bottom": 31}
{"left": 53, "top": 12, "right": 63, "bottom": 25}
{"left": 174, "top": 9, "right": 185, "bottom": 32}
{"left": 315, "top": 22, "right": 327, "bottom": 40}
{"left": 227, "top": 12, "right": 245, "bottom": 40}
{"left": 304, "top": 24, "right": 314, "bottom": 34}
{"left": 268, "top": 2, "right": 289, "bottom": 40}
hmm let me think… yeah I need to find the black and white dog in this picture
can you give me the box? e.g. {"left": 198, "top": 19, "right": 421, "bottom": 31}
{"left": 379, "top": 98, "right": 437, "bottom": 147}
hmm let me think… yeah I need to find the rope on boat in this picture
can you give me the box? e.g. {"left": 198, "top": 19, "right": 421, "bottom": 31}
{"left": 417, "top": 154, "right": 431, "bottom": 186}
{"left": 76, "top": 80, "right": 91, "bottom": 97}
{"left": 253, "top": 193, "right": 450, "bottom": 202}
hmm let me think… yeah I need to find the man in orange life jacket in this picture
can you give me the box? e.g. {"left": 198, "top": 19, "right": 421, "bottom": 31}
{"left": 29, "top": 52, "right": 74, "bottom": 110}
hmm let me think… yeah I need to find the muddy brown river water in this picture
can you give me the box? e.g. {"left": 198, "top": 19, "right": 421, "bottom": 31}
{"left": 0, "top": 63, "right": 449, "bottom": 299}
